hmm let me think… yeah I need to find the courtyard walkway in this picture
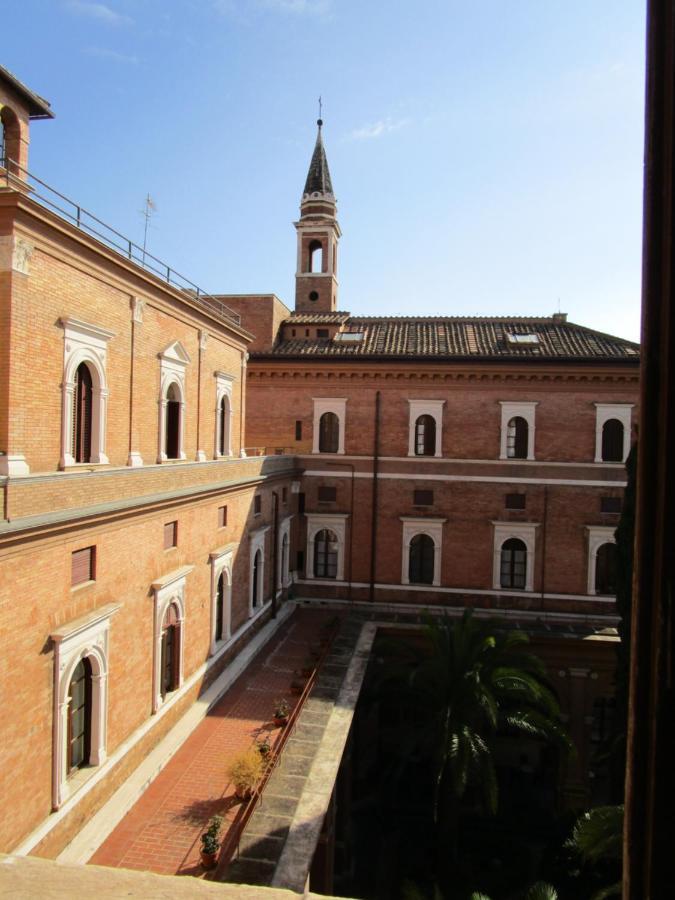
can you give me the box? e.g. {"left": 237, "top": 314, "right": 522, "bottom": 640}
{"left": 90, "top": 607, "right": 335, "bottom": 877}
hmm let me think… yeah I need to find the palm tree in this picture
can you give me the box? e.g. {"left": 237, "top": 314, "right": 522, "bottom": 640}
{"left": 567, "top": 805, "right": 623, "bottom": 899}
{"left": 376, "top": 610, "right": 573, "bottom": 885}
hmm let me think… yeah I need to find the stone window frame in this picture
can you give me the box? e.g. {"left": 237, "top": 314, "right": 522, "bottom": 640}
{"left": 586, "top": 525, "right": 617, "bottom": 596}
{"left": 499, "top": 401, "right": 537, "bottom": 461}
{"left": 150, "top": 566, "right": 192, "bottom": 713}
{"left": 214, "top": 371, "right": 235, "bottom": 459}
{"left": 157, "top": 341, "right": 190, "bottom": 463}
{"left": 249, "top": 526, "right": 269, "bottom": 614}
{"left": 400, "top": 517, "right": 446, "bottom": 587}
{"left": 278, "top": 515, "right": 293, "bottom": 590}
{"left": 492, "top": 521, "right": 539, "bottom": 592}
{"left": 594, "top": 403, "right": 633, "bottom": 463}
{"left": 209, "top": 544, "right": 236, "bottom": 654}
{"left": 50, "top": 603, "right": 119, "bottom": 810}
{"left": 407, "top": 400, "right": 445, "bottom": 458}
{"left": 312, "top": 398, "right": 347, "bottom": 455}
{"left": 59, "top": 317, "right": 115, "bottom": 469}
{"left": 306, "top": 513, "right": 349, "bottom": 581}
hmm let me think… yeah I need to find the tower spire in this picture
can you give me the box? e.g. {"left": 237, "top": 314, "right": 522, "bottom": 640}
{"left": 294, "top": 114, "right": 341, "bottom": 313}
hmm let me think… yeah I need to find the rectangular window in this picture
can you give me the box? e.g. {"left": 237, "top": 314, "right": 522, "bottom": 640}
{"left": 218, "top": 505, "right": 228, "bottom": 528}
{"left": 318, "top": 485, "right": 337, "bottom": 502}
{"left": 254, "top": 495, "right": 261, "bottom": 516}
{"left": 298, "top": 492, "right": 305, "bottom": 514}
{"left": 282, "top": 487, "right": 288, "bottom": 504}
{"left": 601, "top": 496, "right": 622, "bottom": 514}
{"left": 71, "top": 546, "right": 95, "bottom": 587}
{"left": 413, "top": 489, "right": 433, "bottom": 506}
{"left": 297, "top": 550, "right": 305, "bottom": 571}
{"left": 295, "top": 420, "right": 302, "bottom": 441}
{"left": 164, "top": 521, "right": 178, "bottom": 549}
{"left": 505, "top": 493, "right": 526, "bottom": 510}
{"left": 317, "top": 328, "right": 329, "bottom": 338}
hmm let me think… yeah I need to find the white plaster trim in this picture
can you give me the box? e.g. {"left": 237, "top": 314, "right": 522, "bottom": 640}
{"left": 214, "top": 371, "right": 235, "bottom": 459}
{"left": 306, "top": 512, "right": 348, "bottom": 581}
{"left": 594, "top": 403, "right": 633, "bottom": 463}
{"left": 0, "top": 234, "right": 33, "bottom": 274}
{"left": 150, "top": 566, "right": 193, "bottom": 714}
{"left": 400, "top": 516, "right": 446, "bottom": 586}
{"left": 126, "top": 451, "right": 144, "bottom": 468}
{"left": 492, "top": 521, "right": 539, "bottom": 591}
{"left": 50, "top": 603, "right": 120, "bottom": 811}
{"left": 298, "top": 454, "right": 627, "bottom": 469}
{"left": 499, "top": 401, "right": 537, "bottom": 460}
{"left": 586, "top": 525, "right": 617, "bottom": 596}
{"left": 303, "top": 470, "right": 627, "bottom": 488}
{"left": 0, "top": 453, "right": 30, "bottom": 476}
{"left": 407, "top": 399, "right": 445, "bottom": 457}
{"left": 50, "top": 601, "right": 295, "bottom": 864}
{"left": 59, "top": 317, "right": 115, "bottom": 469}
{"left": 312, "top": 398, "right": 347, "bottom": 455}
{"left": 209, "top": 545, "right": 234, "bottom": 653}
{"left": 157, "top": 341, "right": 189, "bottom": 463}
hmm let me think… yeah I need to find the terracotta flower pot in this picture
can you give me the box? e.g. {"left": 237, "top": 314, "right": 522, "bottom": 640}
{"left": 200, "top": 849, "right": 218, "bottom": 870}
{"left": 273, "top": 715, "right": 288, "bottom": 727}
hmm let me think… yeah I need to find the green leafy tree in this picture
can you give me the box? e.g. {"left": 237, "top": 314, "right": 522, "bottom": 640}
{"left": 377, "top": 611, "right": 573, "bottom": 887}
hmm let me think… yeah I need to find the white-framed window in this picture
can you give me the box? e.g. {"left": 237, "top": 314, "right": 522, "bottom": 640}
{"left": 492, "top": 522, "right": 538, "bottom": 591}
{"left": 499, "top": 401, "right": 537, "bottom": 461}
{"left": 407, "top": 400, "right": 444, "bottom": 458}
{"left": 150, "top": 566, "right": 192, "bottom": 713}
{"left": 586, "top": 526, "right": 618, "bottom": 596}
{"left": 400, "top": 517, "right": 445, "bottom": 586}
{"left": 59, "top": 317, "right": 115, "bottom": 469}
{"left": 249, "top": 526, "right": 269, "bottom": 614}
{"left": 594, "top": 404, "right": 633, "bottom": 463}
{"left": 50, "top": 602, "right": 119, "bottom": 809}
{"left": 278, "top": 515, "right": 293, "bottom": 590}
{"left": 312, "top": 398, "right": 347, "bottom": 454}
{"left": 306, "top": 513, "right": 349, "bottom": 581}
{"left": 210, "top": 544, "right": 235, "bottom": 653}
{"left": 158, "top": 342, "right": 190, "bottom": 463}
{"left": 214, "top": 371, "right": 234, "bottom": 458}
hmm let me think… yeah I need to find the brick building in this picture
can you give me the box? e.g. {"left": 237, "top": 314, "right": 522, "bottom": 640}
{"left": 0, "top": 66, "right": 297, "bottom": 856}
{"left": 0, "top": 70, "right": 638, "bottom": 862}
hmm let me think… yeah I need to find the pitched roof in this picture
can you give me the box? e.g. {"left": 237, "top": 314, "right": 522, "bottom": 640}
{"left": 259, "top": 314, "right": 640, "bottom": 362}
{"left": 303, "top": 120, "right": 333, "bottom": 196}
{"left": 0, "top": 64, "right": 54, "bottom": 119}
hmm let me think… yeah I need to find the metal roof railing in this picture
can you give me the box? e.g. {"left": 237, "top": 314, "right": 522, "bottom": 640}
{"left": 0, "top": 157, "right": 241, "bottom": 326}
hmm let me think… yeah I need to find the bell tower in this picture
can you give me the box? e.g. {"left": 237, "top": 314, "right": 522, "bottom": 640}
{"left": 294, "top": 119, "right": 341, "bottom": 313}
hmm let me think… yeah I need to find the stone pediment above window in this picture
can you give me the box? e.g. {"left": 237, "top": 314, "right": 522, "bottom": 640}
{"left": 159, "top": 341, "right": 191, "bottom": 366}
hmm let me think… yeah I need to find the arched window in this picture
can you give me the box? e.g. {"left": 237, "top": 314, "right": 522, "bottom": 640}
{"left": 309, "top": 240, "right": 323, "bottom": 273}
{"left": 215, "top": 571, "right": 225, "bottom": 642}
{"left": 601, "top": 419, "right": 624, "bottom": 463}
{"left": 409, "top": 533, "right": 435, "bottom": 584}
{"left": 0, "top": 106, "right": 20, "bottom": 169}
{"left": 165, "top": 383, "right": 181, "bottom": 460}
{"left": 160, "top": 604, "right": 180, "bottom": 698}
{"left": 252, "top": 549, "right": 262, "bottom": 608}
{"left": 218, "top": 394, "right": 230, "bottom": 456}
{"left": 595, "top": 543, "right": 617, "bottom": 595}
{"left": 68, "top": 657, "right": 92, "bottom": 773}
{"left": 319, "top": 411, "right": 340, "bottom": 453}
{"left": 500, "top": 538, "right": 527, "bottom": 589}
{"left": 414, "top": 415, "right": 436, "bottom": 457}
{"left": 314, "top": 529, "right": 338, "bottom": 578}
{"left": 506, "top": 417, "right": 528, "bottom": 459}
{"left": 73, "top": 362, "right": 93, "bottom": 463}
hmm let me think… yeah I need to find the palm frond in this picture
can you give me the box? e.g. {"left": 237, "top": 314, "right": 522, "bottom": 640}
{"left": 568, "top": 805, "right": 623, "bottom": 863}
{"left": 522, "top": 883, "right": 558, "bottom": 900}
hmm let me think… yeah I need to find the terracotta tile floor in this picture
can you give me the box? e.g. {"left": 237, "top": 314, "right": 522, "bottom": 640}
{"left": 90, "top": 608, "right": 334, "bottom": 877}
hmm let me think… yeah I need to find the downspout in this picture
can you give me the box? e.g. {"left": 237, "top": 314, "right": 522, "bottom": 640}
{"left": 369, "top": 391, "right": 381, "bottom": 603}
{"left": 272, "top": 490, "right": 279, "bottom": 619}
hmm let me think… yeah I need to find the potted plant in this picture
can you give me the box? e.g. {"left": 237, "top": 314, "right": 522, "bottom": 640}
{"left": 256, "top": 735, "right": 272, "bottom": 759}
{"left": 200, "top": 814, "right": 224, "bottom": 869}
{"left": 227, "top": 748, "right": 263, "bottom": 800}
{"left": 273, "top": 698, "right": 290, "bottom": 727}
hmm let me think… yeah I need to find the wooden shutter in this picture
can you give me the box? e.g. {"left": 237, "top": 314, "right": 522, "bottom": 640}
{"left": 318, "top": 485, "right": 337, "bottom": 502}
{"left": 164, "top": 521, "right": 177, "bottom": 549}
{"left": 72, "top": 547, "right": 94, "bottom": 586}
{"left": 218, "top": 505, "right": 227, "bottom": 528}
{"left": 74, "top": 364, "right": 93, "bottom": 463}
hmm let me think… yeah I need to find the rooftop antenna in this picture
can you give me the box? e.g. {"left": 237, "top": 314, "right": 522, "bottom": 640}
{"left": 140, "top": 193, "right": 157, "bottom": 264}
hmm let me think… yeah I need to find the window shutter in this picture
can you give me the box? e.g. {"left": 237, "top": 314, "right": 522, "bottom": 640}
{"left": 164, "top": 521, "right": 177, "bottom": 549}
{"left": 72, "top": 547, "right": 94, "bottom": 586}
{"left": 218, "top": 505, "right": 227, "bottom": 528}
{"left": 318, "top": 485, "right": 337, "bottom": 502}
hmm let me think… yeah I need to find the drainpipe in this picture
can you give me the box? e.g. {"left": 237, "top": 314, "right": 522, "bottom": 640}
{"left": 272, "top": 490, "right": 279, "bottom": 619}
{"left": 369, "top": 391, "right": 381, "bottom": 603}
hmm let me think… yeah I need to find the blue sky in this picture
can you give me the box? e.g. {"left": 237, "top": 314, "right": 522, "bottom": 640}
{"left": 6, "top": 1, "right": 645, "bottom": 340}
